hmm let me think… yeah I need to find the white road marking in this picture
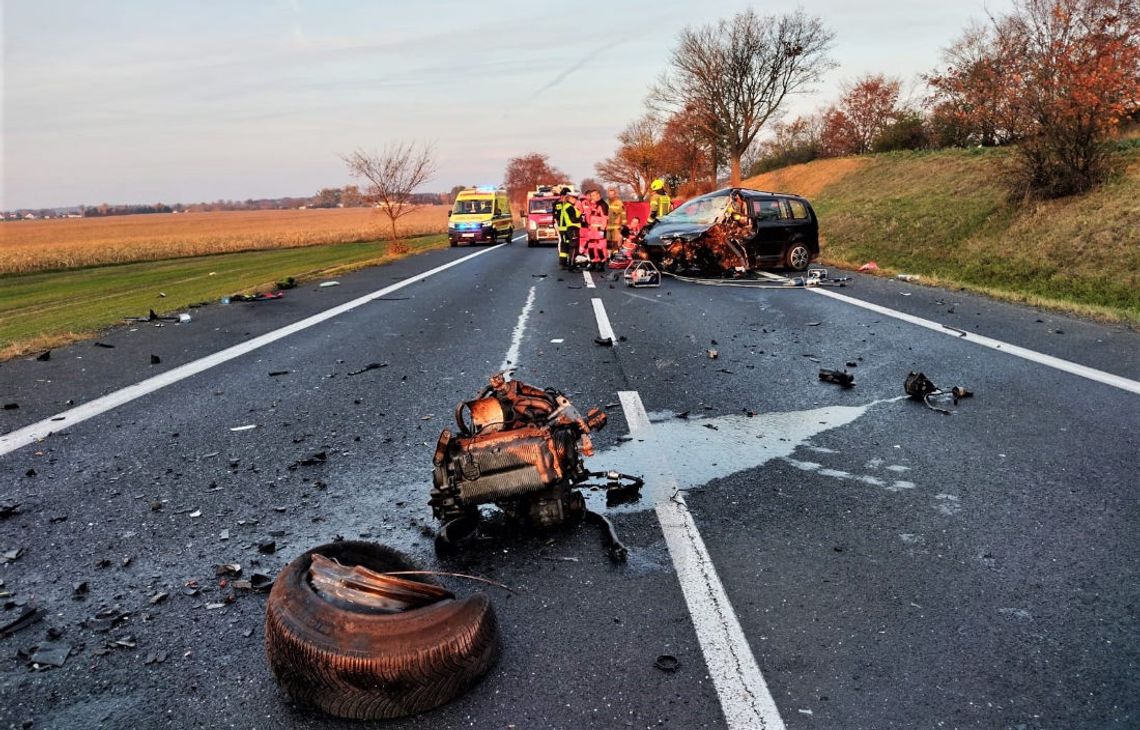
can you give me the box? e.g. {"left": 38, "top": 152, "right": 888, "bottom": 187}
{"left": 0, "top": 243, "right": 509, "bottom": 457}
{"left": 583, "top": 270, "right": 595, "bottom": 288}
{"left": 591, "top": 298, "right": 615, "bottom": 341}
{"left": 500, "top": 285, "right": 537, "bottom": 374}
{"left": 808, "top": 287, "right": 1140, "bottom": 395}
{"left": 618, "top": 390, "right": 786, "bottom": 730}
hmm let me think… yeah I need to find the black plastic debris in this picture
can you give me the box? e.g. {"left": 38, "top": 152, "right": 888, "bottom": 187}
{"left": 2, "top": 403, "right": 18, "bottom": 411}
{"left": 30, "top": 641, "right": 71, "bottom": 668}
{"left": 348, "top": 362, "right": 387, "bottom": 376}
{"left": 654, "top": 654, "right": 680, "bottom": 672}
{"left": 257, "top": 540, "right": 277, "bottom": 555}
{"left": 0, "top": 607, "right": 43, "bottom": 637}
{"left": 0, "top": 500, "right": 20, "bottom": 518}
{"left": 72, "top": 582, "right": 90, "bottom": 599}
{"left": 36, "top": 351, "right": 51, "bottom": 361}
{"left": 150, "top": 354, "right": 162, "bottom": 365}
{"left": 25, "top": 468, "right": 36, "bottom": 478}
{"left": 819, "top": 369, "right": 855, "bottom": 388}
{"left": 268, "top": 370, "right": 289, "bottom": 377}
{"left": 94, "top": 342, "right": 115, "bottom": 349}
{"left": 230, "top": 292, "right": 284, "bottom": 302}
{"left": 215, "top": 563, "right": 242, "bottom": 577}
{"left": 594, "top": 336, "right": 614, "bottom": 347}
{"left": 288, "top": 452, "right": 327, "bottom": 470}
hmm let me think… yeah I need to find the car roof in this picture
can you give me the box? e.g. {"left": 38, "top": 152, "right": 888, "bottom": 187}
{"left": 688, "top": 187, "right": 810, "bottom": 202}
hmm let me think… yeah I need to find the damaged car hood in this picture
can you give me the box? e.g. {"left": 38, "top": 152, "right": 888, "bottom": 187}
{"left": 641, "top": 221, "right": 715, "bottom": 247}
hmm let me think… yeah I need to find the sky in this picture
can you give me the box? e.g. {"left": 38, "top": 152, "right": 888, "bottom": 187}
{"left": 2, "top": 0, "right": 1012, "bottom": 210}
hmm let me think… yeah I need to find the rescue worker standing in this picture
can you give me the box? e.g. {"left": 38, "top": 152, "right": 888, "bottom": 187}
{"left": 605, "top": 187, "right": 626, "bottom": 254}
{"left": 648, "top": 178, "right": 672, "bottom": 224}
{"left": 553, "top": 187, "right": 571, "bottom": 268}
{"left": 558, "top": 192, "right": 583, "bottom": 270}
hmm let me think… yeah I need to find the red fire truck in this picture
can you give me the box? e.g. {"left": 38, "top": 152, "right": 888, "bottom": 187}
{"left": 523, "top": 184, "right": 575, "bottom": 247}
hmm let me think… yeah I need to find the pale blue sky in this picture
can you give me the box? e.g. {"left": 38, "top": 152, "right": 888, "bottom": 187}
{"left": 2, "top": 1, "right": 1009, "bottom": 209}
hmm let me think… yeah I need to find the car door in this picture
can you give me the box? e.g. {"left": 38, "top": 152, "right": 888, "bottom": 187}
{"left": 748, "top": 197, "right": 790, "bottom": 262}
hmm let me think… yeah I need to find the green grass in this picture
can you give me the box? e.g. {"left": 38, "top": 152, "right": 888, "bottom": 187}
{"left": 0, "top": 235, "right": 447, "bottom": 358}
{"left": 745, "top": 146, "right": 1140, "bottom": 322}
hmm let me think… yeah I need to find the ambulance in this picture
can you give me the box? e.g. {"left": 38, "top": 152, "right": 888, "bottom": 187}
{"left": 448, "top": 187, "right": 514, "bottom": 246}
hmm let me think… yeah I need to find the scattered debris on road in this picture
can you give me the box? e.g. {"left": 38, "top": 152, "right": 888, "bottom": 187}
{"left": 229, "top": 292, "right": 285, "bottom": 302}
{"left": 36, "top": 350, "right": 51, "bottom": 361}
{"left": 30, "top": 641, "right": 72, "bottom": 668}
{"left": 654, "top": 654, "right": 680, "bottom": 672}
{"left": 594, "top": 336, "right": 614, "bottom": 347}
{"left": 318, "top": 280, "right": 341, "bottom": 288}
{"left": 905, "top": 372, "right": 974, "bottom": 415}
{"left": 858, "top": 261, "right": 879, "bottom": 271}
{"left": 429, "top": 373, "right": 643, "bottom": 562}
{"left": 348, "top": 362, "right": 387, "bottom": 376}
{"left": 819, "top": 369, "right": 855, "bottom": 388}
{"left": 230, "top": 424, "right": 257, "bottom": 432}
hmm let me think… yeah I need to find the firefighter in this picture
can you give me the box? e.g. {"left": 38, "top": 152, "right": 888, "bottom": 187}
{"left": 648, "top": 178, "right": 671, "bottom": 223}
{"left": 605, "top": 187, "right": 626, "bottom": 254}
{"left": 553, "top": 187, "right": 572, "bottom": 268}
{"left": 559, "top": 192, "right": 583, "bottom": 270}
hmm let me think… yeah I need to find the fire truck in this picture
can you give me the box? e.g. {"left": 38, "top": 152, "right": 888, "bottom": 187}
{"left": 523, "top": 184, "right": 576, "bottom": 247}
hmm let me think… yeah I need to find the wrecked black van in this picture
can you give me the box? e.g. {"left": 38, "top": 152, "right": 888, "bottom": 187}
{"left": 640, "top": 188, "right": 820, "bottom": 275}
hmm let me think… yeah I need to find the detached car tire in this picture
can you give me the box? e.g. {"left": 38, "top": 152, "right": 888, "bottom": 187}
{"left": 265, "top": 541, "right": 499, "bottom": 720}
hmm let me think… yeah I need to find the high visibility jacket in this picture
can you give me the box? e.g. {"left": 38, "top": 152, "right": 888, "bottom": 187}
{"left": 553, "top": 200, "right": 566, "bottom": 231}
{"left": 559, "top": 203, "right": 583, "bottom": 230}
{"left": 606, "top": 199, "right": 626, "bottom": 230}
{"left": 649, "top": 193, "right": 671, "bottom": 219}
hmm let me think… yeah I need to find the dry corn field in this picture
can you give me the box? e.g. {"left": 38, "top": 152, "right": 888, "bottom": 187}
{"left": 0, "top": 206, "right": 450, "bottom": 274}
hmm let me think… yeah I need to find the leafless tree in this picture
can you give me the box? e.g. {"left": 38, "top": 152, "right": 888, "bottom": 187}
{"left": 652, "top": 8, "right": 836, "bottom": 185}
{"left": 342, "top": 142, "right": 437, "bottom": 239}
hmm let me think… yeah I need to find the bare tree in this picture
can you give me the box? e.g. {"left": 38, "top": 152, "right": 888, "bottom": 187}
{"left": 343, "top": 142, "right": 437, "bottom": 239}
{"left": 652, "top": 8, "right": 836, "bottom": 185}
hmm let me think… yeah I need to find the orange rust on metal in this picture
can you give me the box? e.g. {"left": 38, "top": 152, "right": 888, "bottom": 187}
{"left": 308, "top": 554, "right": 453, "bottom": 613}
{"left": 463, "top": 397, "right": 506, "bottom": 434}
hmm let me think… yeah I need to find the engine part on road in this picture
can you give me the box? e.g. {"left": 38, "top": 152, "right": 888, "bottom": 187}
{"left": 819, "top": 368, "right": 855, "bottom": 388}
{"left": 905, "top": 372, "right": 973, "bottom": 414}
{"left": 265, "top": 541, "right": 499, "bottom": 720}
{"left": 430, "top": 373, "right": 643, "bottom": 561}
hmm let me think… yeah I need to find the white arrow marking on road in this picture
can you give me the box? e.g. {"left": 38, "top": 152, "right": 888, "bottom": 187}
{"left": 619, "top": 390, "right": 787, "bottom": 730}
{"left": 0, "top": 240, "right": 516, "bottom": 457}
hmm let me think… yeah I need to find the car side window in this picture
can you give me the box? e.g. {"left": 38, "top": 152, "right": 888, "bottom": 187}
{"left": 750, "top": 198, "right": 785, "bottom": 222}
{"left": 787, "top": 199, "right": 809, "bottom": 220}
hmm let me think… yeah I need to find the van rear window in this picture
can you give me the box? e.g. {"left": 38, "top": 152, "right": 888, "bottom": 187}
{"left": 787, "top": 199, "right": 810, "bottom": 220}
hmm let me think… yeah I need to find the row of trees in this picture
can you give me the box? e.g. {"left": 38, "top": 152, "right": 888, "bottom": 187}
{"left": 594, "top": 0, "right": 1139, "bottom": 201}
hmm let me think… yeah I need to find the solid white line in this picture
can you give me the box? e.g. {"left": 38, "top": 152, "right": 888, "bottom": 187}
{"left": 0, "top": 243, "right": 509, "bottom": 457}
{"left": 809, "top": 287, "right": 1140, "bottom": 395}
{"left": 619, "top": 390, "right": 786, "bottom": 730}
{"left": 591, "top": 298, "right": 615, "bottom": 341}
{"left": 500, "top": 285, "right": 537, "bottom": 374}
{"left": 583, "top": 270, "right": 595, "bottom": 288}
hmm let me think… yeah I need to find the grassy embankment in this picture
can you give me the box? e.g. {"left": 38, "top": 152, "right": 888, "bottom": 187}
{"left": 742, "top": 144, "right": 1140, "bottom": 323}
{"left": 0, "top": 207, "right": 451, "bottom": 358}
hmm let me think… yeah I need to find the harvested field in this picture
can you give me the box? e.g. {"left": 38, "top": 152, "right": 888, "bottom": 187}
{"left": 0, "top": 206, "right": 450, "bottom": 274}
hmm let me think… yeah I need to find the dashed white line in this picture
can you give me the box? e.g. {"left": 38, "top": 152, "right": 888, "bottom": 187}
{"left": 619, "top": 390, "right": 787, "bottom": 730}
{"left": 500, "top": 285, "right": 537, "bottom": 374}
{"left": 808, "top": 287, "right": 1140, "bottom": 395}
{"left": 0, "top": 243, "right": 510, "bottom": 457}
{"left": 583, "top": 270, "right": 596, "bottom": 288}
{"left": 591, "top": 298, "right": 615, "bottom": 341}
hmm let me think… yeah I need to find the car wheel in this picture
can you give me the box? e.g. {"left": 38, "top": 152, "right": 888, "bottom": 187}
{"left": 450, "top": 240, "right": 458, "bottom": 248}
{"left": 265, "top": 541, "right": 499, "bottom": 720}
{"left": 785, "top": 244, "right": 810, "bottom": 271}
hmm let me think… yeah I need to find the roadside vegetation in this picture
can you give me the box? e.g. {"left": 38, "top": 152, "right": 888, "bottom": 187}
{"left": 0, "top": 206, "right": 449, "bottom": 274}
{"left": 0, "top": 235, "right": 447, "bottom": 359}
{"left": 743, "top": 144, "right": 1140, "bottom": 321}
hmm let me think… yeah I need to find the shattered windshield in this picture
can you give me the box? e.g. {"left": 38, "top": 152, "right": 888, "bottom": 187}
{"left": 665, "top": 192, "right": 729, "bottom": 225}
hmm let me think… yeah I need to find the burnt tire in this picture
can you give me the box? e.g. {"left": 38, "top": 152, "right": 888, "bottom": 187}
{"left": 264, "top": 541, "right": 499, "bottom": 720}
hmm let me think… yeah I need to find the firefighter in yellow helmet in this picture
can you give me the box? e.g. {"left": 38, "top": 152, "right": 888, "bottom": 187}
{"left": 648, "top": 178, "right": 671, "bottom": 223}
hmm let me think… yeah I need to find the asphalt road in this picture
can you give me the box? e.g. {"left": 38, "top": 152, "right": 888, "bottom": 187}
{"left": 1, "top": 237, "right": 1137, "bottom": 730}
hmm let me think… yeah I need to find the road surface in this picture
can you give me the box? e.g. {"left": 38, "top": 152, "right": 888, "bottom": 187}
{"left": 1, "top": 236, "right": 1137, "bottom": 729}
